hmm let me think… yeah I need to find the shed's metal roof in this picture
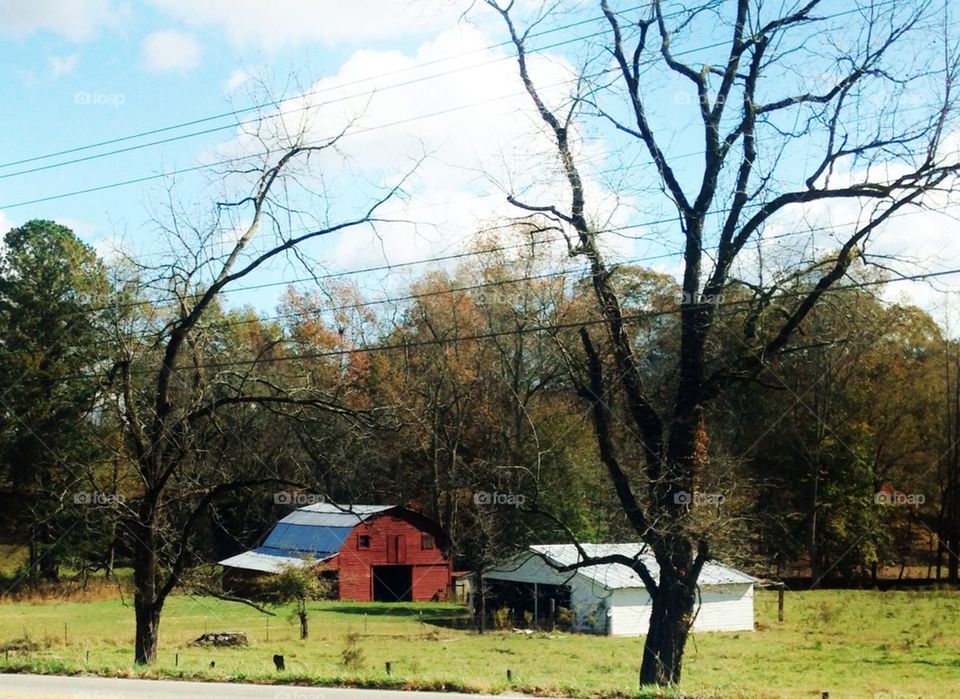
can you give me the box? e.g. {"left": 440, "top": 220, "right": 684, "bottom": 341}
{"left": 218, "top": 503, "right": 394, "bottom": 574}
{"left": 509, "top": 543, "right": 755, "bottom": 589}
{"left": 218, "top": 547, "right": 336, "bottom": 574}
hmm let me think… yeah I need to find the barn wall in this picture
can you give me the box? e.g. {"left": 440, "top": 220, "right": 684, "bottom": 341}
{"left": 569, "top": 577, "right": 612, "bottom": 634}
{"left": 608, "top": 583, "right": 755, "bottom": 635}
{"left": 484, "top": 553, "right": 755, "bottom": 635}
{"left": 410, "top": 563, "right": 452, "bottom": 601}
{"left": 608, "top": 587, "right": 651, "bottom": 635}
{"left": 337, "top": 513, "right": 451, "bottom": 602}
{"left": 692, "top": 583, "right": 754, "bottom": 632}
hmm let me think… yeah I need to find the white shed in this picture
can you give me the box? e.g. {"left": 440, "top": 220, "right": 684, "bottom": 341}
{"left": 482, "top": 543, "right": 755, "bottom": 635}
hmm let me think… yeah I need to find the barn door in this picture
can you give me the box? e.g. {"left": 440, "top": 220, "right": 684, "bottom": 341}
{"left": 386, "top": 535, "right": 406, "bottom": 564}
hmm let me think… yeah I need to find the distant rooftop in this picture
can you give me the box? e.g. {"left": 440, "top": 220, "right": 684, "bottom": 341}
{"left": 524, "top": 543, "right": 756, "bottom": 589}
{"left": 219, "top": 503, "right": 396, "bottom": 574}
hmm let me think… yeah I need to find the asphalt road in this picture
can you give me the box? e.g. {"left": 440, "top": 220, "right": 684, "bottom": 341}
{"left": 0, "top": 675, "right": 501, "bottom": 699}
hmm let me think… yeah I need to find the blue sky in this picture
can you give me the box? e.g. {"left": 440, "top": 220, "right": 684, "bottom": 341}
{"left": 0, "top": 1, "right": 519, "bottom": 310}
{"left": 0, "top": 1, "right": 455, "bottom": 245}
{"left": 1, "top": 0, "right": 958, "bottom": 317}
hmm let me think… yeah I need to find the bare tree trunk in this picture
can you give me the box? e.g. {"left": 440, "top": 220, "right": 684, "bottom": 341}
{"left": 132, "top": 500, "right": 162, "bottom": 665}
{"left": 477, "top": 575, "right": 487, "bottom": 635}
{"left": 27, "top": 538, "right": 37, "bottom": 583}
{"left": 640, "top": 576, "right": 696, "bottom": 685}
{"left": 809, "top": 471, "right": 820, "bottom": 585}
{"left": 943, "top": 345, "right": 960, "bottom": 582}
{"left": 486, "top": 0, "right": 959, "bottom": 687}
{"left": 936, "top": 537, "right": 944, "bottom": 580}
{"left": 298, "top": 600, "right": 308, "bottom": 640}
{"left": 134, "top": 600, "right": 161, "bottom": 665}
{"left": 105, "top": 533, "right": 116, "bottom": 581}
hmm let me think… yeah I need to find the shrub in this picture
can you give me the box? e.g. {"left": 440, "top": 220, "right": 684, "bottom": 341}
{"left": 555, "top": 606, "right": 574, "bottom": 631}
{"left": 341, "top": 631, "right": 365, "bottom": 670}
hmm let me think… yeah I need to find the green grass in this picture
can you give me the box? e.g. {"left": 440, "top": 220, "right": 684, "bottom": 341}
{"left": 0, "top": 590, "right": 958, "bottom": 698}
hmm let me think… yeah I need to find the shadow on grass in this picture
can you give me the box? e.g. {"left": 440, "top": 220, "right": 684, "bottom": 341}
{"left": 314, "top": 602, "right": 475, "bottom": 630}
{"left": 315, "top": 602, "right": 467, "bottom": 618}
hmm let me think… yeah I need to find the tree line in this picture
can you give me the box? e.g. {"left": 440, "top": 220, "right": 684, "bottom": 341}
{"left": 1, "top": 219, "right": 957, "bottom": 591}
{"left": 2, "top": 0, "right": 959, "bottom": 686}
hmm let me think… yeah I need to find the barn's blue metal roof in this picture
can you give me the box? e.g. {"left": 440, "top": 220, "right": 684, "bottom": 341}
{"left": 279, "top": 503, "right": 392, "bottom": 528}
{"left": 261, "top": 522, "right": 352, "bottom": 555}
{"left": 219, "top": 503, "right": 394, "bottom": 574}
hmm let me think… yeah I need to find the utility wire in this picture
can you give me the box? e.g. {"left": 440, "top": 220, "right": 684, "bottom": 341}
{"left": 64, "top": 266, "right": 960, "bottom": 384}
{"left": 0, "top": 3, "right": 657, "bottom": 171}
{"left": 0, "top": 74, "right": 590, "bottom": 210}
{"left": 28, "top": 199, "right": 959, "bottom": 322}
{"left": 0, "top": 29, "right": 616, "bottom": 182}
{"left": 0, "top": 0, "right": 923, "bottom": 202}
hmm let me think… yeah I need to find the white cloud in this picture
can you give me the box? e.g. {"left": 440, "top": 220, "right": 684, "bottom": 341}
{"left": 147, "top": 0, "right": 460, "bottom": 50}
{"left": 49, "top": 54, "right": 78, "bottom": 77}
{"left": 202, "top": 24, "right": 633, "bottom": 276}
{"left": 223, "top": 68, "right": 250, "bottom": 94}
{"left": 141, "top": 30, "right": 201, "bottom": 73}
{"left": 733, "top": 134, "right": 960, "bottom": 315}
{"left": 91, "top": 235, "right": 130, "bottom": 263}
{"left": 0, "top": 0, "right": 130, "bottom": 42}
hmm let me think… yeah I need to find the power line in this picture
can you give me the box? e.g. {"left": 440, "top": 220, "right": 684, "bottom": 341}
{"left": 0, "top": 4, "right": 658, "bottom": 172}
{"left": 72, "top": 265, "right": 960, "bottom": 383}
{"left": 41, "top": 82, "right": 950, "bottom": 271}
{"left": 8, "top": 0, "right": 913, "bottom": 174}
{"left": 0, "top": 0, "right": 925, "bottom": 206}
{"left": 0, "top": 28, "right": 617, "bottom": 183}
{"left": 0, "top": 75, "right": 588, "bottom": 210}
{"left": 34, "top": 199, "right": 960, "bottom": 323}
{"left": 149, "top": 258, "right": 641, "bottom": 334}
{"left": 22, "top": 193, "right": 960, "bottom": 323}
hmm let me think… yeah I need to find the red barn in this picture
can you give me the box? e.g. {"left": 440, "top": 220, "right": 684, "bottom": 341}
{"left": 219, "top": 504, "right": 452, "bottom": 602}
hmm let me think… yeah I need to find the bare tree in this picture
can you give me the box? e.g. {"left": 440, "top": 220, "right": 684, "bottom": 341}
{"left": 110, "top": 96, "right": 413, "bottom": 665}
{"left": 487, "top": 0, "right": 959, "bottom": 685}
{"left": 939, "top": 337, "right": 960, "bottom": 581}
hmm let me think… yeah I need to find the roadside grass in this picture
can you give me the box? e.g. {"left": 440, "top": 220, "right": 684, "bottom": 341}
{"left": 0, "top": 590, "right": 958, "bottom": 698}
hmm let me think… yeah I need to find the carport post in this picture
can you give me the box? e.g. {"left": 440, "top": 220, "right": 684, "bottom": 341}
{"left": 533, "top": 583, "right": 539, "bottom": 628}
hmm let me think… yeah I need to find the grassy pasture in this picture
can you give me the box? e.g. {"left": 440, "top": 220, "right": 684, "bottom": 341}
{"left": 0, "top": 588, "right": 957, "bottom": 698}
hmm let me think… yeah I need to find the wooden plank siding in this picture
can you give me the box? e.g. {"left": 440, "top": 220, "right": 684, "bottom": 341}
{"left": 336, "top": 511, "right": 451, "bottom": 602}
